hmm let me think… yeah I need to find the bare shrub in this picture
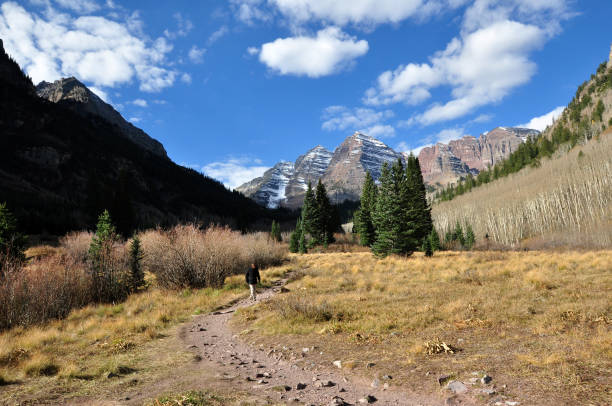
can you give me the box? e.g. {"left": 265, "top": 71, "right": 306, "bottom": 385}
{"left": 141, "top": 225, "right": 285, "bottom": 289}
{"left": 0, "top": 253, "right": 91, "bottom": 330}
{"left": 60, "top": 231, "right": 93, "bottom": 263}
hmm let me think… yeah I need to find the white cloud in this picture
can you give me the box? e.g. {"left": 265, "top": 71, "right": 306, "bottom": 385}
{"left": 188, "top": 45, "right": 206, "bottom": 63}
{"left": 54, "top": 0, "right": 100, "bottom": 14}
{"left": 230, "top": 0, "right": 271, "bottom": 25}
{"left": 519, "top": 106, "right": 564, "bottom": 131}
{"left": 365, "top": 20, "right": 546, "bottom": 124}
{"left": 363, "top": 124, "right": 396, "bottom": 138}
{"left": 233, "top": 0, "right": 467, "bottom": 29}
{"left": 321, "top": 105, "right": 395, "bottom": 137}
{"left": 246, "top": 46, "right": 259, "bottom": 56}
{"left": 363, "top": 0, "right": 573, "bottom": 125}
{"left": 164, "top": 12, "right": 193, "bottom": 39}
{"left": 435, "top": 127, "right": 468, "bottom": 143}
{"left": 396, "top": 141, "right": 432, "bottom": 156}
{"left": 259, "top": 27, "right": 368, "bottom": 77}
{"left": 208, "top": 25, "right": 228, "bottom": 45}
{"left": 180, "top": 72, "right": 192, "bottom": 84}
{"left": 89, "top": 85, "right": 109, "bottom": 102}
{"left": 131, "top": 98, "right": 147, "bottom": 107}
{"left": 0, "top": 2, "right": 179, "bottom": 92}
{"left": 201, "top": 157, "right": 270, "bottom": 190}
{"left": 129, "top": 116, "right": 141, "bottom": 123}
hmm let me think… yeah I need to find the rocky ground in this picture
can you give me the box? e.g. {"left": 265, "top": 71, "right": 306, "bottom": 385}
{"left": 179, "top": 276, "right": 446, "bottom": 406}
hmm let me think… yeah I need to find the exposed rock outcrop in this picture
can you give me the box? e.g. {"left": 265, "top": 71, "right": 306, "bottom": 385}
{"left": 36, "top": 77, "right": 168, "bottom": 158}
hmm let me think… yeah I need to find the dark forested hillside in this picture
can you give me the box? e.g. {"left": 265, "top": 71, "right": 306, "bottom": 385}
{"left": 0, "top": 40, "right": 288, "bottom": 235}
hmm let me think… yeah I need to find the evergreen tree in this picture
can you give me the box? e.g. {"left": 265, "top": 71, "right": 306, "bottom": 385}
{"left": 405, "top": 155, "right": 433, "bottom": 242}
{"left": 129, "top": 236, "right": 145, "bottom": 292}
{"left": 301, "top": 182, "right": 317, "bottom": 243}
{"left": 0, "top": 202, "right": 27, "bottom": 262}
{"left": 453, "top": 221, "right": 465, "bottom": 248}
{"left": 372, "top": 160, "right": 417, "bottom": 256}
{"left": 372, "top": 163, "right": 396, "bottom": 256}
{"left": 270, "top": 220, "right": 282, "bottom": 242}
{"left": 394, "top": 159, "right": 418, "bottom": 255}
{"left": 356, "top": 171, "right": 376, "bottom": 246}
{"left": 465, "top": 224, "right": 475, "bottom": 250}
{"left": 429, "top": 228, "right": 441, "bottom": 252}
{"left": 289, "top": 218, "right": 302, "bottom": 253}
{"left": 315, "top": 180, "right": 335, "bottom": 244}
{"left": 422, "top": 236, "right": 433, "bottom": 257}
{"left": 298, "top": 230, "right": 307, "bottom": 254}
{"left": 88, "top": 210, "right": 127, "bottom": 302}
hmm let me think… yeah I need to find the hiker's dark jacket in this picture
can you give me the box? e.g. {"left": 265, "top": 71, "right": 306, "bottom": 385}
{"left": 245, "top": 267, "right": 260, "bottom": 285}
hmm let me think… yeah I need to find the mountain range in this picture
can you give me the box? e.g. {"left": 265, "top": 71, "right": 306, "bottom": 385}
{"left": 0, "top": 38, "right": 283, "bottom": 235}
{"left": 237, "top": 127, "right": 539, "bottom": 208}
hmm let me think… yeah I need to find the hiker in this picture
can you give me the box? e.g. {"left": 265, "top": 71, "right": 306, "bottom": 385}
{"left": 245, "top": 263, "right": 261, "bottom": 301}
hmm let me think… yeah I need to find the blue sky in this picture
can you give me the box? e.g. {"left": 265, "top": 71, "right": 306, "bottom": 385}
{"left": 1, "top": 0, "right": 611, "bottom": 188}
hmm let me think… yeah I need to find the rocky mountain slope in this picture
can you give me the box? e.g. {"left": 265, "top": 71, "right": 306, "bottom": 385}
{"left": 321, "top": 132, "right": 406, "bottom": 205}
{"left": 238, "top": 128, "right": 538, "bottom": 208}
{"left": 419, "top": 127, "right": 539, "bottom": 185}
{"left": 0, "top": 39, "right": 278, "bottom": 235}
{"left": 36, "top": 77, "right": 167, "bottom": 158}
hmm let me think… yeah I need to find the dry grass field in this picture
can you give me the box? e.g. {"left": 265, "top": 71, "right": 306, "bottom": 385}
{"left": 0, "top": 256, "right": 291, "bottom": 405}
{"left": 236, "top": 251, "right": 612, "bottom": 405}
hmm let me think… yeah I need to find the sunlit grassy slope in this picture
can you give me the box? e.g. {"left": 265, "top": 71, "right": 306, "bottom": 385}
{"left": 237, "top": 252, "right": 612, "bottom": 405}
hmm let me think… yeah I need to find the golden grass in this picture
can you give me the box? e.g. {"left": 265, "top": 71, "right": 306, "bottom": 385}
{"left": 236, "top": 251, "right": 612, "bottom": 405}
{"left": 0, "top": 264, "right": 292, "bottom": 404}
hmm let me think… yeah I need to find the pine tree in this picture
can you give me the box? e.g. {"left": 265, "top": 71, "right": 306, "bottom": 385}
{"left": 129, "top": 236, "right": 145, "bottom": 292}
{"left": 356, "top": 171, "right": 376, "bottom": 246}
{"left": 301, "top": 182, "right": 317, "bottom": 244}
{"left": 453, "top": 221, "right": 465, "bottom": 248}
{"left": 298, "top": 230, "right": 307, "bottom": 254}
{"left": 372, "top": 161, "right": 414, "bottom": 256}
{"left": 405, "top": 155, "right": 433, "bottom": 242}
{"left": 465, "top": 224, "right": 475, "bottom": 250}
{"left": 88, "top": 210, "right": 126, "bottom": 302}
{"left": 372, "top": 163, "right": 395, "bottom": 256}
{"left": 422, "top": 236, "right": 433, "bottom": 257}
{"left": 0, "top": 202, "right": 26, "bottom": 262}
{"left": 270, "top": 220, "right": 282, "bottom": 242}
{"left": 394, "top": 158, "right": 418, "bottom": 255}
{"left": 315, "top": 180, "right": 335, "bottom": 244}
{"left": 289, "top": 218, "right": 302, "bottom": 253}
{"left": 429, "top": 228, "right": 441, "bottom": 252}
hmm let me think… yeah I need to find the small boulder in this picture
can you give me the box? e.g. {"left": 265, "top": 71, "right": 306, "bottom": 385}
{"left": 333, "top": 360, "right": 342, "bottom": 369}
{"left": 447, "top": 380, "right": 468, "bottom": 394}
{"left": 296, "top": 383, "right": 307, "bottom": 390}
{"left": 481, "top": 374, "right": 492, "bottom": 384}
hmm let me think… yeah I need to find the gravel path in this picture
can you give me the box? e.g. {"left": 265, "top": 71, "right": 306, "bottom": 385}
{"left": 181, "top": 273, "right": 460, "bottom": 406}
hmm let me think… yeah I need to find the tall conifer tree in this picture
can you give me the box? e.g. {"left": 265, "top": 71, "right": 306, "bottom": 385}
{"left": 405, "top": 155, "right": 433, "bottom": 242}
{"left": 372, "top": 163, "right": 401, "bottom": 256}
{"left": 315, "top": 180, "right": 334, "bottom": 244}
{"left": 356, "top": 171, "right": 376, "bottom": 246}
{"left": 301, "top": 182, "right": 316, "bottom": 243}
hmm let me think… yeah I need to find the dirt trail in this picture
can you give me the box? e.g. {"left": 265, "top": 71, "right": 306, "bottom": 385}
{"left": 177, "top": 273, "right": 466, "bottom": 406}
